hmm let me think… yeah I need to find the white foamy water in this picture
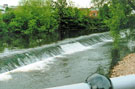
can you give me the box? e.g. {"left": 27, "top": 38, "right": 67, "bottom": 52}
{"left": 0, "top": 40, "right": 112, "bottom": 82}
{"left": 0, "top": 56, "right": 57, "bottom": 81}
{"left": 0, "top": 32, "right": 113, "bottom": 76}
{"left": 60, "top": 42, "right": 86, "bottom": 53}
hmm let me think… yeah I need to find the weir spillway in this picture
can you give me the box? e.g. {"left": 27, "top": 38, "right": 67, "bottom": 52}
{"left": 0, "top": 31, "right": 134, "bottom": 89}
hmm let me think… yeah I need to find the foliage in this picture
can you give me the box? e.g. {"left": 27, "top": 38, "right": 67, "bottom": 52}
{"left": 98, "top": 4, "right": 110, "bottom": 20}
{"left": 0, "top": 0, "right": 108, "bottom": 50}
{"left": 106, "top": 1, "right": 127, "bottom": 48}
{"left": 0, "top": 0, "right": 59, "bottom": 48}
{"left": 54, "top": 0, "right": 108, "bottom": 39}
{"left": 54, "top": 0, "right": 85, "bottom": 39}
{"left": 126, "top": 15, "right": 135, "bottom": 29}
{"left": 93, "top": 0, "right": 135, "bottom": 48}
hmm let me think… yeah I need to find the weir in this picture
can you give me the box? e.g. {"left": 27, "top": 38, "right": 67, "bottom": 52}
{"left": 0, "top": 30, "right": 134, "bottom": 89}
{"left": 0, "top": 32, "right": 112, "bottom": 73}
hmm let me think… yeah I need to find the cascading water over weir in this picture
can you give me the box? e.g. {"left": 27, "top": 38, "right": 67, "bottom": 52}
{"left": 0, "top": 32, "right": 112, "bottom": 73}
{"left": 0, "top": 31, "right": 134, "bottom": 89}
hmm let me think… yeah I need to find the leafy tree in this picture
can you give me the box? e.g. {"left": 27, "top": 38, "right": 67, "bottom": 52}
{"left": 4, "top": 0, "right": 58, "bottom": 47}
{"left": 54, "top": 0, "right": 87, "bottom": 39}
{"left": 92, "top": 0, "right": 135, "bottom": 48}
{"left": 99, "top": 4, "right": 110, "bottom": 20}
{"left": 53, "top": 0, "right": 68, "bottom": 40}
{"left": 91, "top": 0, "right": 135, "bottom": 62}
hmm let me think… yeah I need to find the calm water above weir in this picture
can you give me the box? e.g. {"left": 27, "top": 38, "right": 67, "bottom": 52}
{"left": 0, "top": 30, "right": 134, "bottom": 89}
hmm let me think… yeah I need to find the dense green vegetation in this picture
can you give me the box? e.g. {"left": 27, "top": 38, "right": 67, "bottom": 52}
{"left": 0, "top": 0, "right": 59, "bottom": 48}
{"left": 92, "top": 0, "right": 135, "bottom": 48}
{"left": 0, "top": 0, "right": 108, "bottom": 50}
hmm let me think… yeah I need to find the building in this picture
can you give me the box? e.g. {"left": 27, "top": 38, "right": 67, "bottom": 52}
{"left": 80, "top": 7, "right": 98, "bottom": 17}
{"left": 89, "top": 10, "right": 98, "bottom": 17}
{"left": 89, "top": 7, "right": 98, "bottom": 17}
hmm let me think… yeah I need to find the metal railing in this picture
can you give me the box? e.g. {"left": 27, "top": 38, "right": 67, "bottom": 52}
{"left": 47, "top": 74, "right": 135, "bottom": 89}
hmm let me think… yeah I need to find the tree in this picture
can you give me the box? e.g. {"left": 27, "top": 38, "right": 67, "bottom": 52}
{"left": 91, "top": 0, "right": 135, "bottom": 62}
{"left": 92, "top": 0, "right": 135, "bottom": 48}
{"left": 54, "top": 0, "right": 86, "bottom": 39}
{"left": 107, "top": 0, "right": 126, "bottom": 48}
{"left": 0, "top": 0, "right": 59, "bottom": 48}
{"left": 53, "top": 0, "right": 68, "bottom": 40}
{"left": 16, "top": 0, "right": 58, "bottom": 47}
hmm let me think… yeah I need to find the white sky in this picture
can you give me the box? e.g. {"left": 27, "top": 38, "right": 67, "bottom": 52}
{"left": 0, "top": 0, "right": 92, "bottom": 8}
{"left": 70, "top": 0, "right": 92, "bottom": 8}
{"left": 0, "top": 0, "right": 20, "bottom": 6}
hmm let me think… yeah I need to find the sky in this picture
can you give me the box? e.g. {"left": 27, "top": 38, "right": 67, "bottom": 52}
{"left": 0, "top": 0, "right": 92, "bottom": 8}
{"left": 0, "top": 0, "right": 20, "bottom": 6}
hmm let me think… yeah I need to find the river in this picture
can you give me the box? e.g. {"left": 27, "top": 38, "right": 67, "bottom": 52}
{"left": 0, "top": 30, "right": 134, "bottom": 89}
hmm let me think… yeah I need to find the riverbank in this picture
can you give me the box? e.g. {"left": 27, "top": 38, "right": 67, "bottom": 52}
{"left": 110, "top": 53, "right": 135, "bottom": 77}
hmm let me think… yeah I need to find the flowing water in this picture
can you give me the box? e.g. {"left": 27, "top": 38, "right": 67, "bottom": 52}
{"left": 0, "top": 30, "right": 134, "bottom": 89}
